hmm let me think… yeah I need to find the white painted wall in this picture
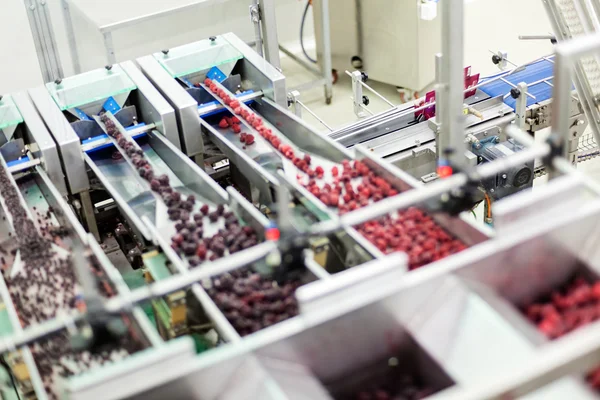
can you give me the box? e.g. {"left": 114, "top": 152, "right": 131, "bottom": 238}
{"left": 464, "top": 0, "right": 553, "bottom": 76}
{"left": 0, "top": 0, "right": 44, "bottom": 93}
{"left": 0, "top": 0, "right": 554, "bottom": 95}
{"left": 0, "top": 0, "right": 314, "bottom": 93}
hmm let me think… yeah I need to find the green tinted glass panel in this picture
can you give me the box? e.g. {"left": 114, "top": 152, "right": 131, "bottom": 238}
{"left": 46, "top": 65, "right": 136, "bottom": 110}
{"left": 153, "top": 35, "right": 243, "bottom": 78}
{"left": 0, "top": 95, "right": 23, "bottom": 130}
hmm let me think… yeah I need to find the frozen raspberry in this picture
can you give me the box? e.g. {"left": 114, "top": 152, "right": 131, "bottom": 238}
{"left": 232, "top": 124, "right": 241, "bottom": 134}
{"left": 218, "top": 118, "right": 230, "bottom": 129}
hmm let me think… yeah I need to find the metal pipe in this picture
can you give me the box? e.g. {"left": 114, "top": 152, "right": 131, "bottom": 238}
{"left": 344, "top": 70, "right": 396, "bottom": 107}
{"left": 320, "top": 0, "right": 333, "bottom": 102}
{"left": 519, "top": 34, "right": 556, "bottom": 41}
{"left": 500, "top": 78, "right": 537, "bottom": 99}
{"left": 505, "top": 123, "right": 535, "bottom": 147}
{"left": 0, "top": 240, "right": 277, "bottom": 354}
{"left": 105, "top": 241, "right": 277, "bottom": 313}
{"left": 296, "top": 99, "right": 334, "bottom": 131}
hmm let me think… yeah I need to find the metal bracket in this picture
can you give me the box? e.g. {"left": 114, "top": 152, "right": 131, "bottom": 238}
{"left": 287, "top": 90, "right": 302, "bottom": 118}
{"left": 351, "top": 71, "right": 366, "bottom": 118}
{"left": 249, "top": 0, "right": 263, "bottom": 57}
{"left": 491, "top": 50, "right": 508, "bottom": 70}
{"left": 515, "top": 82, "right": 528, "bottom": 130}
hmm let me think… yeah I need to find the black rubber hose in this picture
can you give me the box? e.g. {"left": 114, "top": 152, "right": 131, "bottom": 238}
{"left": 300, "top": 0, "right": 317, "bottom": 64}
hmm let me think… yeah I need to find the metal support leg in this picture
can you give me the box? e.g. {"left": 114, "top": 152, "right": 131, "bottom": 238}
{"left": 250, "top": 0, "right": 263, "bottom": 57}
{"left": 439, "top": 0, "right": 466, "bottom": 170}
{"left": 318, "top": 0, "right": 333, "bottom": 104}
{"left": 80, "top": 190, "right": 100, "bottom": 242}
{"left": 258, "top": 0, "right": 281, "bottom": 70}
{"left": 103, "top": 31, "right": 117, "bottom": 65}
{"left": 61, "top": 0, "right": 81, "bottom": 74}
{"left": 515, "top": 82, "right": 528, "bottom": 130}
{"left": 24, "top": 0, "right": 64, "bottom": 82}
{"left": 351, "top": 71, "right": 366, "bottom": 118}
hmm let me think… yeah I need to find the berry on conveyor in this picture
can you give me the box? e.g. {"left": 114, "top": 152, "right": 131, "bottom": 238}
{"left": 207, "top": 268, "right": 301, "bottom": 336}
{"left": 524, "top": 275, "right": 600, "bottom": 391}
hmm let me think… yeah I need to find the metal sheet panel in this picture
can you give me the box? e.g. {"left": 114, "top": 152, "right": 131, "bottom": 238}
{"left": 27, "top": 85, "right": 89, "bottom": 194}
{"left": 120, "top": 60, "right": 179, "bottom": 142}
{"left": 11, "top": 91, "right": 67, "bottom": 196}
{"left": 222, "top": 32, "right": 287, "bottom": 107}
{"left": 136, "top": 55, "right": 200, "bottom": 156}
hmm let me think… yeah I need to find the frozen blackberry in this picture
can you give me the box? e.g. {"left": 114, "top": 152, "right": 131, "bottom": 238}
{"left": 158, "top": 174, "right": 169, "bottom": 185}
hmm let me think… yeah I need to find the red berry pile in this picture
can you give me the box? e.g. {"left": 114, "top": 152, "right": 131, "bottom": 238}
{"left": 202, "top": 80, "right": 467, "bottom": 270}
{"left": 356, "top": 208, "right": 466, "bottom": 270}
{"left": 525, "top": 275, "right": 600, "bottom": 390}
{"left": 206, "top": 268, "right": 301, "bottom": 336}
{"left": 302, "top": 159, "right": 398, "bottom": 212}
{"left": 99, "top": 114, "right": 259, "bottom": 268}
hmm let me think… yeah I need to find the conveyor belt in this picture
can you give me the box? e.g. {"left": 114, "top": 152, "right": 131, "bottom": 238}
{"left": 0, "top": 163, "right": 158, "bottom": 400}
{"left": 479, "top": 57, "right": 555, "bottom": 110}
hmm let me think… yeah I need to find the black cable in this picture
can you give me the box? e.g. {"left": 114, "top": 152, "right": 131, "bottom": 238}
{"left": 0, "top": 355, "right": 21, "bottom": 400}
{"left": 300, "top": 0, "right": 317, "bottom": 64}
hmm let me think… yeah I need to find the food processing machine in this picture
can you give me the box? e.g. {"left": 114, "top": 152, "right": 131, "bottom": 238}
{"left": 3, "top": 0, "right": 600, "bottom": 397}
{"left": 330, "top": 56, "right": 588, "bottom": 190}
{"left": 0, "top": 91, "right": 196, "bottom": 399}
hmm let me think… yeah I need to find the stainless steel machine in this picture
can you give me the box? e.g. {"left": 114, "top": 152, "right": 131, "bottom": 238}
{"left": 1, "top": 3, "right": 600, "bottom": 398}
{"left": 330, "top": 56, "right": 588, "bottom": 185}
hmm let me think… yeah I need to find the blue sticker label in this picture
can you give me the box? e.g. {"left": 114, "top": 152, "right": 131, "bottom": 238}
{"left": 103, "top": 96, "right": 121, "bottom": 113}
{"left": 206, "top": 67, "right": 227, "bottom": 83}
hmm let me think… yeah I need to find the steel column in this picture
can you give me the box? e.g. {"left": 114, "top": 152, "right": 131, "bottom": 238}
{"left": 258, "top": 0, "right": 281, "bottom": 70}
{"left": 439, "top": 0, "right": 465, "bottom": 169}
